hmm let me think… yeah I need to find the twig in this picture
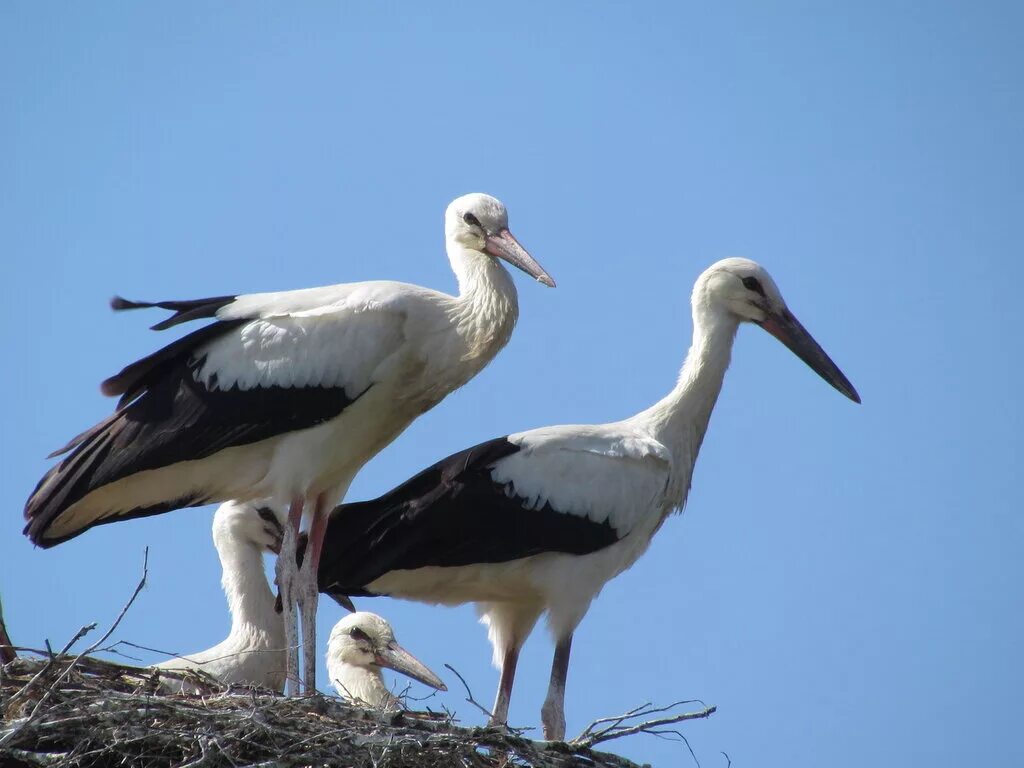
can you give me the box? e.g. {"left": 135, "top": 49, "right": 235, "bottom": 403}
{"left": 578, "top": 701, "right": 654, "bottom": 733}
{"left": 4, "top": 623, "right": 97, "bottom": 710}
{"left": 0, "top": 548, "right": 149, "bottom": 747}
{"left": 577, "top": 699, "right": 708, "bottom": 740}
{"left": 443, "top": 663, "right": 496, "bottom": 723}
{"left": 571, "top": 701, "right": 717, "bottom": 750}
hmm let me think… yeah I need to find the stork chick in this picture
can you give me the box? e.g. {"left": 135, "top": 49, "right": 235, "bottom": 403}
{"left": 156, "top": 501, "right": 286, "bottom": 691}
{"left": 327, "top": 612, "right": 446, "bottom": 709}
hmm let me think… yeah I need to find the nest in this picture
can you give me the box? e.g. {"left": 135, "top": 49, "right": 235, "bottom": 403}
{"left": 1, "top": 564, "right": 715, "bottom": 767}
{"left": 1, "top": 653, "right": 663, "bottom": 768}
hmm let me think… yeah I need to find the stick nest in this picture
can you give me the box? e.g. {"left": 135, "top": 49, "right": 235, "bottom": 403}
{"left": 1, "top": 653, "right": 651, "bottom": 768}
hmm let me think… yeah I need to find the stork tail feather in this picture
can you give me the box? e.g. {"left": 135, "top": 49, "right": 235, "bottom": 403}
{"left": 110, "top": 294, "right": 237, "bottom": 331}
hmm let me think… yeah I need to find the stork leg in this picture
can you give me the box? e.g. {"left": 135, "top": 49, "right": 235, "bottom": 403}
{"left": 489, "top": 646, "right": 520, "bottom": 727}
{"left": 541, "top": 634, "right": 573, "bottom": 741}
{"left": 296, "top": 491, "right": 329, "bottom": 694}
{"left": 275, "top": 496, "right": 304, "bottom": 696}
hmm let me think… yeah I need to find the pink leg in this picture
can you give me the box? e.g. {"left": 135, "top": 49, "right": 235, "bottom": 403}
{"left": 297, "top": 491, "right": 329, "bottom": 693}
{"left": 307, "top": 496, "right": 329, "bottom": 574}
{"left": 276, "top": 496, "right": 304, "bottom": 696}
{"left": 489, "top": 646, "right": 520, "bottom": 727}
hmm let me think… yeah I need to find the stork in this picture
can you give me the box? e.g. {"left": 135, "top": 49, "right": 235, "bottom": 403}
{"left": 155, "top": 500, "right": 286, "bottom": 691}
{"left": 317, "top": 258, "right": 859, "bottom": 739}
{"left": 23, "top": 192, "right": 554, "bottom": 694}
{"left": 327, "top": 612, "right": 446, "bottom": 708}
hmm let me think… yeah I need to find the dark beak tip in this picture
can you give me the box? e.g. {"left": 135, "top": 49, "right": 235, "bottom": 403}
{"left": 539, "top": 275, "right": 556, "bottom": 288}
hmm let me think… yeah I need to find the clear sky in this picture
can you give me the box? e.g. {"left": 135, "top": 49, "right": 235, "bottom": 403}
{"left": 2, "top": 3, "right": 1021, "bottom": 766}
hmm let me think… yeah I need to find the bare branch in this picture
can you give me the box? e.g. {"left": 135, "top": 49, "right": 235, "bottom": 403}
{"left": 443, "top": 663, "right": 496, "bottom": 723}
{"left": 571, "top": 701, "right": 717, "bottom": 751}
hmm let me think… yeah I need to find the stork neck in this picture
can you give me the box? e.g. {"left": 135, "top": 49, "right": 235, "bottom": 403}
{"left": 447, "top": 244, "right": 520, "bottom": 361}
{"left": 636, "top": 306, "right": 739, "bottom": 463}
{"left": 333, "top": 665, "right": 396, "bottom": 709}
{"left": 214, "top": 533, "right": 279, "bottom": 642}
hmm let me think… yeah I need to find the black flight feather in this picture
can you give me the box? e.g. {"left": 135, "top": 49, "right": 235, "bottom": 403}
{"left": 100, "top": 319, "right": 246, "bottom": 408}
{"left": 110, "top": 294, "right": 237, "bottom": 331}
{"left": 317, "top": 436, "right": 621, "bottom": 601}
{"left": 26, "top": 320, "right": 367, "bottom": 547}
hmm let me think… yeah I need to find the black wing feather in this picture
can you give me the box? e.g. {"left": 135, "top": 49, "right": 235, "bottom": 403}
{"left": 317, "top": 437, "right": 621, "bottom": 600}
{"left": 101, "top": 319, "right": 246, "bottom": 409}
{"left": 26, "top": 321, "right": 365, "bottom": 547}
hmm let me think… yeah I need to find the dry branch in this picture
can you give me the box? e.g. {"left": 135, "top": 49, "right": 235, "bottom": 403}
{"left": 572, "top": 700, "right": 717, "bottom": 749}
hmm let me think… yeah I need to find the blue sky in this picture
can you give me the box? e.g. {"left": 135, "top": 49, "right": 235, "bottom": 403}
{"left": 2, "top": 3, "right": 1021, "bottom": 766}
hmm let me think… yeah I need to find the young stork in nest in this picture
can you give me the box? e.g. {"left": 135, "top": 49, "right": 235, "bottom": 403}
{"left": 327, "top": 612, "right": 446, "bottom": 709}
{"left": 24, "top": 193, "right": 554, "bottom": 694}
{"left": 317, "top": 258, "right": 860, "bottom": 739}
{"left": 156, "top": 501, "right": 286, "bottom": 691}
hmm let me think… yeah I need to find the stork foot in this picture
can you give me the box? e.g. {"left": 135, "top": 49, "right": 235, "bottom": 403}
{"left": 541, "top": 635, "right": 572, "bottom": 741}
{"left": 541, "top": 698, "right": 566, "bottom": 741}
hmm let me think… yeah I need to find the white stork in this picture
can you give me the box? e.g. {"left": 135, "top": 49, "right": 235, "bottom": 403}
{"left": 23, "top": 192, "right": 554, "bottom": 694}
{"left": 155, "top": 500, "right": 286, "bottom": 691}
{"left": 317, "top": 258, "right": 859, "bottom": 739}
{"left": 326, "top": 612, "right": 446, "bottom": 709}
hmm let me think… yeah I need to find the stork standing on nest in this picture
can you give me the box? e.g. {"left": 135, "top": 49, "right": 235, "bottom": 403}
{"left": 155, "top": 501, "right": 286, "bottom": 691}
{"left": 24, "top": 193, "right": 555, "bottom": 694}
{"left": 327, "top": 612, "right": 446, "bottom": 709}
{"left": 317, "top": 258, "right": 860, "bottom": 739}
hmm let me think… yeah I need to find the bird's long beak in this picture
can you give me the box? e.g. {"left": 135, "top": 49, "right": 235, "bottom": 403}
{"left": 484, "top": 229, "right": 556, "bottom": 287}
{"left": 375, "top": 643, "right": 447, "bottom": 692}
{"left": 758, "top": 308, "right": 861, "bottom": 403}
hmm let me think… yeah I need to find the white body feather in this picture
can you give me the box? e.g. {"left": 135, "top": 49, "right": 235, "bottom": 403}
{"left": 46, "top": 251, "right": 520, "bottom": 539}
{"left": 155, "top": 502, "right": 285, "bottom": 691}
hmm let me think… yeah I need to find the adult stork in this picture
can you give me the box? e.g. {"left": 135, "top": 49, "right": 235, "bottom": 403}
{"left": 317, "top": 258, "right": 859, "bottom": 739}
{"left": 23, "top": 192, "right": 554, "bottom": 694}
{"left": 155, "top": 501, "right": 286, "bottom": 691}
{"left": 326, "top": 612, "right": 446, "bottom": 709}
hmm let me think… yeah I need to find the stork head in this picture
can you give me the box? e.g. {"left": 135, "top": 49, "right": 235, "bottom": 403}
{"left": 696, "top": 258, "right": 860, "bottom": 403}
{"left": 445, "top": 193, "right": 555, "bottom": 287}
{"left": 211, "top": 500, "right": 285, "bottom": 555}
{"left": 327, "top": 612, "right": 447, "bottom": 692}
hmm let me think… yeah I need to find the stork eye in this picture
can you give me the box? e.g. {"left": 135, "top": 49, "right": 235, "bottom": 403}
{"left": 463, "top": 212, "right": 482, "bottom": 228}
{"left": 350, "top": 627, "right": 371, "bottom": 643}
{"left": 742, "top": 276, "right": 766, "bottom": 296}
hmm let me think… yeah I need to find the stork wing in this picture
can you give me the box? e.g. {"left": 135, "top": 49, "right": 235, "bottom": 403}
{"left": 25, "top": 283, "right": 416, "bottom": 547}
{"left": 318, "top": 427, "right": 671, "bottom": 599}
